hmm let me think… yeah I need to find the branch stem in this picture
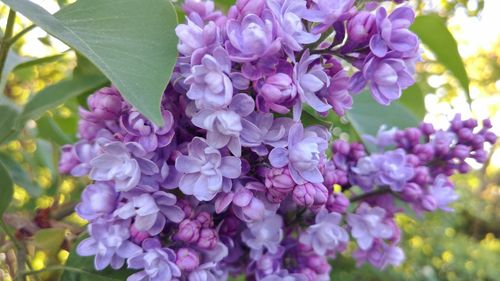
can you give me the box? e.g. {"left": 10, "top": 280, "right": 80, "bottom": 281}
{"left": 0, "top": 9, "right": 17, "bottom": 83}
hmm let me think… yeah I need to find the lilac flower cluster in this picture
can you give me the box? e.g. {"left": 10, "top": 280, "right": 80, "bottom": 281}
{"left": 59, "top": 0, "right": 495, "bottom": 280}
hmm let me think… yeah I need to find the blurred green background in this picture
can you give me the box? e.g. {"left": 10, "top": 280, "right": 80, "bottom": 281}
{"left": 0, "top": 0, "right": 499, "bottom": 280}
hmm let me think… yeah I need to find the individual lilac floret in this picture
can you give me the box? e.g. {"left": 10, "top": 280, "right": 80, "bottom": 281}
{"left": 349, "top": 53, "right": 415, "bottom": 105}
{"left": 176, "top": 248, "right": 200, "bottom": 272}
{"left": 76, "top": 182, "right": 117, "bottom": 220}
{"left": 299, "top": 209, "right": 349, "bottom": 255}
{"left": 59, "top": 140, "right": 99, "bottom": 176}
{"left": 347, "top": 11, "right": 376, "bottom": 43}
{"left": 120, "top": 109, "right": 175, "bottom": 153}
{"left": 266, "top": 0, "right": 320, "bottom": 53}
{"left": 303, "top": 0, "right": 355, "bottom": 34}
{"left": 187, "top": 242, "right": 228, "bottom": 280}
{"left": 241, "top": 113, "right": 294, "bottom": 156}
{"left": 185, "top": 47, "right": 233, "bottom": 109}
{"left": 191, "top": 93, "right": 254, "bottom": 156}
{"left": 127, "top": 239, "right": 181, "bottom": 281}
{"left": 369, "top": 7, "right": 418, "bottom": 57}
{"left": 269, "top": 123, "right": 328, "bottom": 184}
{"left": 347, "top": 203, "right": 393, "bottom": 250}
{"left": 77, "top": 220, "right": 142, "bottom": 270}
{"left": 225, "top": 12, "right": 281, "bottom": 62}
{"left": 353, "top": 240, "right": 405, "bottom": 270}
{"left": 114, "top": 191, "right": 184, "bottom": 235}
{"left": 175, "top": 137, "right": 241, "bottom": 201}
{"left": 85, "top": 86, "right": 123, "bottom": 121}
{"left": 363, "top": 125, "right": 398, "bottom": 150}
{"left": 426, "top": 174, "right": 458, "bottom": 212}
{"left": 89, "top": 142, "right": 142, "bottom": 192}
{"left": 176, "top": 20, "right": 220, "bottom": 63}
{"left": 256, "top": 73, "right": 297, "bottom": 114}
{"left": 241, "top": 214, "right": 283, "bottom": 259}
{"left": 320, "top": 57, "right": 352, "bottom": 116}
{"left": 294, "top": 50, "right": 331, "bottom": 114}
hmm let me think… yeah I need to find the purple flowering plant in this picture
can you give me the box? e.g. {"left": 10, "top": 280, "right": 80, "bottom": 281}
{"left": 47, "top": 0, "right": 498, "bottom": 280}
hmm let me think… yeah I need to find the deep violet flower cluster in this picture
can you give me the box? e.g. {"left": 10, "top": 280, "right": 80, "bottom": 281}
{"left": 58, "top": 0, "right": 495, "bottom": 280}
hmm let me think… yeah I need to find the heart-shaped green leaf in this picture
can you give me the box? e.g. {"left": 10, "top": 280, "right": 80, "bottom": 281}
{"left": 2, "top": 0, "right": 179, "bottom": 126}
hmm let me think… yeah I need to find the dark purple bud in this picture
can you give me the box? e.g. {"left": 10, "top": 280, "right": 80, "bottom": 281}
{"left": 326, "top": 193, "right": 350, "bottom": 214}
{"left": 472, "top": 149, "right": 488, "bottom": 163}
{"left": 452, "top": 145, "right": 470, "bottom": 160}
{"left": 293, "top": 183, "right": 316, "bottom": 207}
{"left": 419, "top": 122, "right": 435, "bottom": 136}
{"left": 197, "top": 228, "right": 217, "bottom": 249}
{"left": 421, "top": 195, "right": 437, "bottom": 211}
{"left": 458, "top": 128, "right": 473, "bottom": 142}
{"left": 401, "top": 183, "right": 422, "bottom": 201}
{"left": 463, "top": 119, "right": 478, "bottom": 129}
{"left": 485, "top": 131, "right": 497, "bottom": 144}
{"left": 175, "top": 219, "right": 201, "bottom": 244}
{"left": 458, "top": 162, "right": 471, "bottom": 173}
{"left": 130, "top": 225, "right": 150, "bottom": 244}
{"left": 195, "top": 211, "right": 213, "bottom": 228}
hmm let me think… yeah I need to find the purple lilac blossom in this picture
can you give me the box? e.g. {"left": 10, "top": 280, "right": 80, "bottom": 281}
{"left": 269, "top": 123, "right": 328, "bottom": 184}
{"left": 299, "top": 209, "right": 348, "bottom": 255}
{"left": 175, "top": 137, "right": 241, "bottom": 201}
{"left": 185, "top": 47, "right": 233, "bottom": 109}
{"left": 347, "top": 203, "right": 393, "bottom": 250}
{"left": 241, "top": 214, "right": 283, "bottom": 259}
{"left": 76, "top": 182, "right": 117, "bottom": 220}
{"left": 303, "top": 0, "right": 355, "bottom": 34}
{"left": 114, "top": 191, "right": 184, "bottom": 235}
{"left": 77, "top": 220, "right": 142, "bottom": 270}
{"left": 127, "top": 239, "right": 181, "bottom": 281}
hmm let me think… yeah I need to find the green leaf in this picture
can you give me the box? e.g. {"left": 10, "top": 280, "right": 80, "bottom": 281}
{"left": 19, "top": 74, "right": 108, "bottom": 125}
{"left": 0, "top": 105, "right": 19, "bottom": 144}
{"left": 61, "top": 236, "right": 135, "bottom": 281}
{"left": 13, "top": 54, "right": 66, "bottom": 72}
{"left": 34, "top": 228, "right": 66, "bottom": 255}
{"left": 2, "top": 0, "right": 179, "bottom": 126}
{"left": 0, "top": 160, "right": 14, "bottom": 216}
{"left": 37, "top": 115, "right": 74, "bottom": 145}
{"left": 346, "top": 93, "right": 419, "bottom": 152}
{"left": 0, "top": 152, "right": 41, "bottom": 197}
{"left": 411, "top": 14, "right": 470, "bottom": 102}
{"left": 399, "top": 83, "right": 426, "bottom": 119}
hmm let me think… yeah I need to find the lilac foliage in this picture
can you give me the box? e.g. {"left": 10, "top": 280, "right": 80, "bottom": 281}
{"left": 60, "top": 0, "right": 497, "bottom": 280}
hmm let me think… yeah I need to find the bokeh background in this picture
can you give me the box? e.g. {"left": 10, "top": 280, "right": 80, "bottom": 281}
{"left": 0, "top": 0, "right": 499, "bottom": 280}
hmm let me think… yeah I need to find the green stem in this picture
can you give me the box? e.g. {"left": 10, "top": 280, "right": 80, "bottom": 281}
{"left": 350, "top": 186, "right": 391, "bottom": 202}
{"left": 7, "top": 25, "right": 35, "bottom": 46}
{"left": 0, "top": 9, "right": 17, "bottom": 83}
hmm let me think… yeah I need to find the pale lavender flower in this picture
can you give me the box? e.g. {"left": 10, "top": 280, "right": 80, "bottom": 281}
{"left": 349, "top": 53, "right": 415, "bottom": 105}
{"left": 241, "top": 214, "right": 283, "bottom": 259}
{"left": 294, "top": 50, "right": 331, "bottom": 114}
{"left": 269, "top": 123, "right": 328, "bottom": 184}
{"left": 299, "top": 209, "right": 348, "bottom": 255}
{"left": 76, "top": 182, "right": 118, "bottom": 220}
{"left": 426, "top": 174, "right": 458, "bottom": 212}
{"left": 89, "top": 142, "right": 142, "bottom": 192}
{"left": 320, "top": 57, "right": 351, "bottom": 116}
{"left": 185, "top": 47, "right": 233, "bottom": 109}
{"left": 120, "top": 110, "right": 175, "bottom": 152}
{"left": 114, "top": 191, "right": 184, "bottom": 235}
{"left": 85, "top": 86, "right": 123, "bottom": 120}
{"left": 225, "top": 12, "right": 281, "bottom": 62}
{"left": 353, "top": 240, "right": 405, "bottom": 270}
{"left": 176, "top": 248, "right": 200, "bottom": 272}
{"left": 175, "top": 137, "right": 241, "bottom": 201}
{"left": 347, "top": 203, "right": 393, "bottom": 250}
{"left": 363, "top": 125, "right": 397, "bottom": 150}
{"left": 77, "top": 220, "right": 142, "bottom": 270}
{"left": 176, "top": 20, "right": 220, "bottom": 61}
{"left": 266, "top": 0, "right": 320, "bottom": 53}
{"left": 188, "top": 242, "right": 228, "bottom": 281}
{"left": 376, "top": 149, "right": 414, "bottom": 191}
{"left": 241, "top": 113, "right": 294, "bottom": 155}
{"left": 369, "top": 7, "right": 418, "bottom": 57}
{"left": 191, "top": 93, "right": 254, "bottom": 156}
{"left": 59, "top": 140, "right": 99, "bottom": 176}
{"left": 127, "top": 239, "right": 181, "bottom": 281}
{"left": 303, "top": 0, "right": 354, "bottom": 34}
